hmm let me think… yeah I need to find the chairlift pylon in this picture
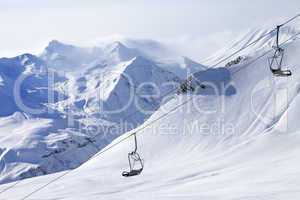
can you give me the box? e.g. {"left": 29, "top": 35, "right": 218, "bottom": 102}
{"left": 268, "top": 25, "right": 292, "bottom": 77}
{"left": 122, "top": 133, "right": 144, "bottom": 177}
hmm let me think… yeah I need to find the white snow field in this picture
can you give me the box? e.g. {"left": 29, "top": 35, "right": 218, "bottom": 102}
{"left": 0, "top": 29, "right": 300, "bottom": 199}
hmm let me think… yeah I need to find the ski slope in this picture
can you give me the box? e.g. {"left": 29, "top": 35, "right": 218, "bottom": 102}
{"left": 1, "top": 31, "right": 300, "bottom": 199}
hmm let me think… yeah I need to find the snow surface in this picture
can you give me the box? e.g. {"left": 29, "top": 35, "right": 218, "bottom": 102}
{"left": 0, "top": 28, "right": 300, "bottom": 199}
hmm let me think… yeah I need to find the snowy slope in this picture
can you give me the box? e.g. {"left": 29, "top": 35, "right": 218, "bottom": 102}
{"left": 0, "top": 54, "right": 64, "bottom": 117}
{"left": 1, "top": 29, "right": 300, "bottom": 199}
{"left": 203, "top": 26, "right": 300, "bottom": 67}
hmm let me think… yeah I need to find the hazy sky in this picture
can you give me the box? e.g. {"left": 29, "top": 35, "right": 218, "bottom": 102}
{"left": 0, "top": 0, "right": 299, "bottom": 61}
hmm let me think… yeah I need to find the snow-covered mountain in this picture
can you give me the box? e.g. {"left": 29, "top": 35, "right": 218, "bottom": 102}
{"left": 0, "top": 39, "right": 203, "bottom": 184}
{"left": 120, "top": 38, "right": 208, "bottom": 77}
{"left": 42, "top": 39, "right": 206, "bottom": 78}
{"left": 41, "top": 40, "right": 104, "bottom": 70}
{"left": 51, "top": 55, "right": 182, "bottom": 127}
{"left": 1, "top": 26, "right": 300, "bottom": 200}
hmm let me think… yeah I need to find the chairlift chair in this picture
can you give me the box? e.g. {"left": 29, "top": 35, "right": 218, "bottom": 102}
{"left": 122, "top": 133, "right": 144, "bottom": 177}
{"left": 268, "top": 25, "right": 292, "bottom": 77}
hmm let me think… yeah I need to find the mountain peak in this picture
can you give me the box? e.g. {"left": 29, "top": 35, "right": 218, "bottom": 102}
{"left": 45, "top": 40, "right": 75, "bottom": 53}
{"left": 105, "top": 41, "right": 139, "bottom": 63}
{"left": 48, "top": 39, "right": 62, "bottom": 46}
{"left": 106, "top": 41, "right": 128, "bottom": 52}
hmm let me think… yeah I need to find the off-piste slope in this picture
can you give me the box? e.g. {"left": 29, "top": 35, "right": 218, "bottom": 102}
{"left": 1, "top": 31, "right": 300, "bottom": 199}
